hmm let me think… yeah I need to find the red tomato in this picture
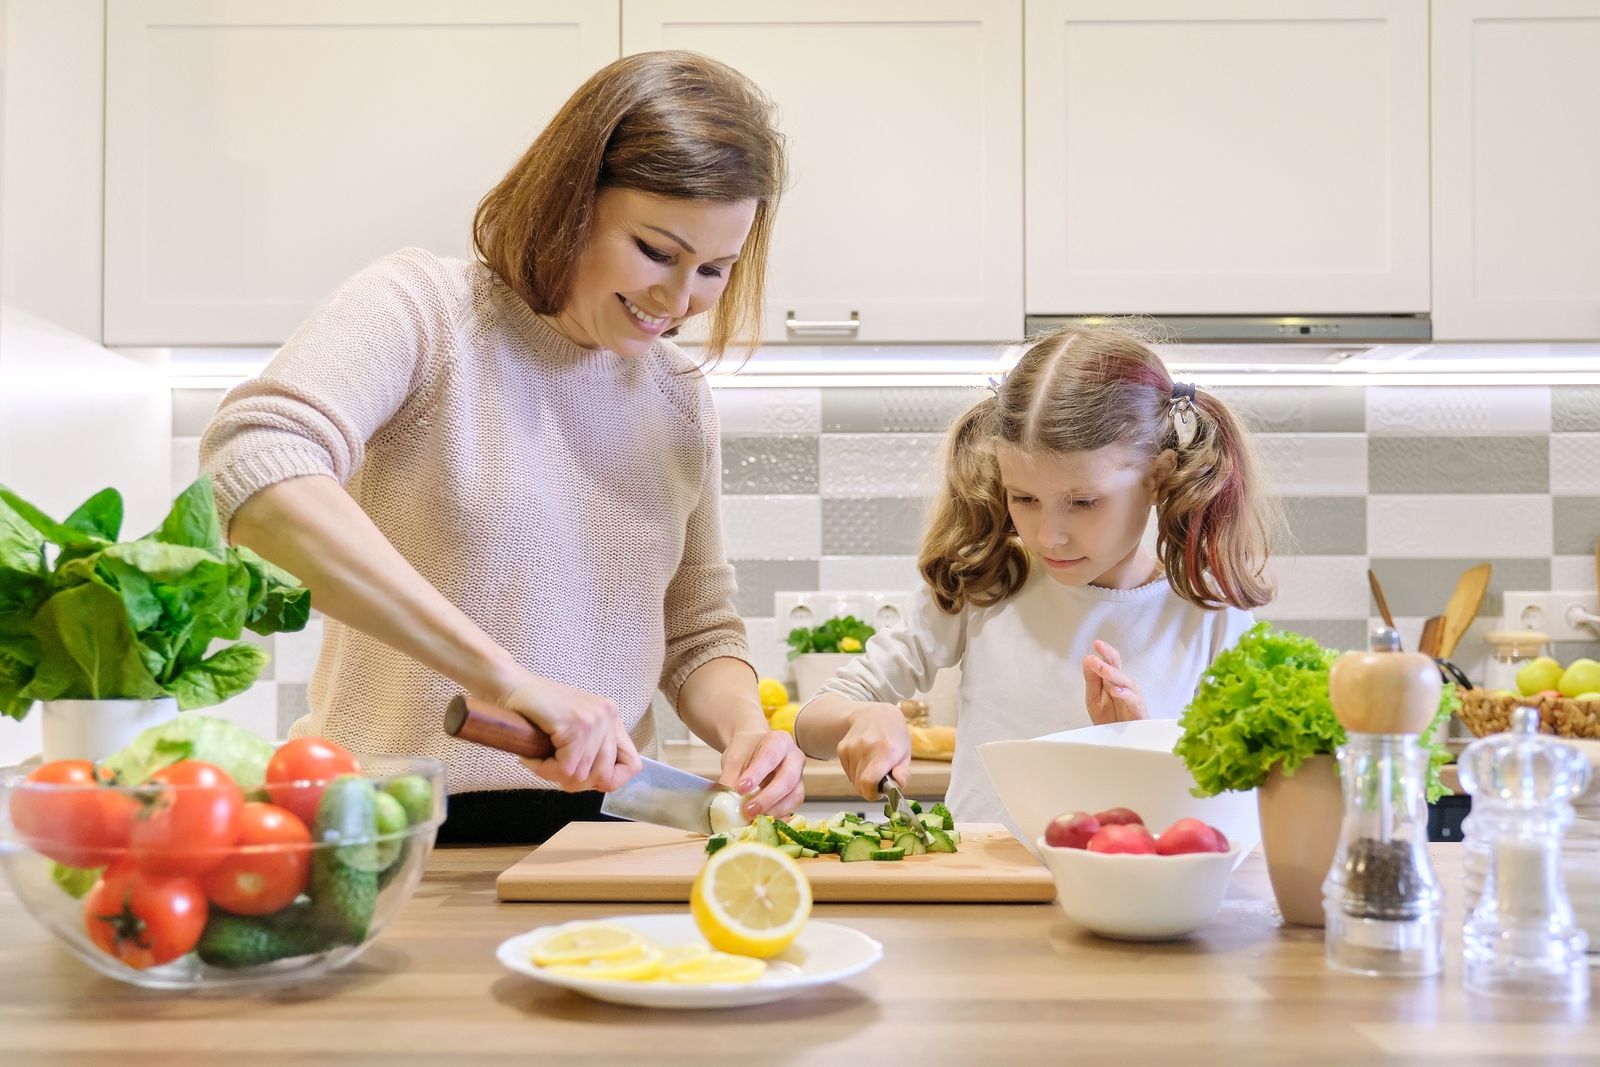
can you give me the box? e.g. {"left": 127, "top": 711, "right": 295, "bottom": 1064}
{"left": 83, "top": 863, "right": 207, "bottom": 969}
{"left": 201, "top": 802, "right": 312, "bottom": 915}
{"left": 265, "top": 737, "right": 360, "bottom": 828}
{"left": 10, "top": 760, "right": 137, "bottom": 869}
{"left": 129, "top": 761, "right": 244, "bottom": 877}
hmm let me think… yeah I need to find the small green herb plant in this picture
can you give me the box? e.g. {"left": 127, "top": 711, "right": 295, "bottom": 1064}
{"left": 786, "top": 615, "right": 876, "bottom": 659}
{"left": 0, "top": 476, "right": 310, "bottom": 719}
{"left": 1173, "top": 622, "right": 1458, "bottom": 802}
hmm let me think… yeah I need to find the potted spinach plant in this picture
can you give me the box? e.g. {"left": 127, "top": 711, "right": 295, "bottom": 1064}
{"left": 0, "top": 476, "right": 309, "bottom": 761}
{"left": 1172, "top": 624, "right": 1456, "bottom": 926}
{"left": 786, "top": 614, "right": 876, "bottom": 701}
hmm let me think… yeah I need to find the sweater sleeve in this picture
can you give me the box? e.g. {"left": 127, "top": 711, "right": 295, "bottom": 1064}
{"left": 658, "top": 392, "right": 752, "bottom": 703}
{"left": 813, "top": 585, "right": 969, "bottom": 705}
{"left": 199, "top": 248, "right": 458, "bottom": 534}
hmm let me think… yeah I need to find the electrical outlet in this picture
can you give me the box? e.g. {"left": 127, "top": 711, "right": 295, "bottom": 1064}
{"left": 1502, "top": 591, "right": 1600, "bottom": 643}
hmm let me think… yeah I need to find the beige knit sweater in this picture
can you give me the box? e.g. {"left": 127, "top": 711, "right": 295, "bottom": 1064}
{"left": 200, "top": 248, "right": 751, "bottom": 792}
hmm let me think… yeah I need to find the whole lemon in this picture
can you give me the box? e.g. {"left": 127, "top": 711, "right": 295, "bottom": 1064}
{"left": 757, "top": 677, "right": 789, "bottom": 714}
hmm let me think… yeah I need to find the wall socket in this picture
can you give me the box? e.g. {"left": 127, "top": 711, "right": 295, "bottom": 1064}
{"left": 1502, "top": 591, "right": 1600, "bottom": 643}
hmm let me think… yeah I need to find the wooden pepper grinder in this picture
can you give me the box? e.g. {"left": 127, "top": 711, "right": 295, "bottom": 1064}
{"left": 1322, "top": 627, "right": 1445, "bottom": 977}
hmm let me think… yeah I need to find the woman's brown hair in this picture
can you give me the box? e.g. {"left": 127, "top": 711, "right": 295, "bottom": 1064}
{"left": 920, "top": 326, "right": 1280, "bottom": 614}
{"left": 473, "top": 51, "right": 786, "bottom": 364}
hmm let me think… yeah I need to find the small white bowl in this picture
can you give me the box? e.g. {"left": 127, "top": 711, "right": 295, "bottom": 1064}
{"left": 1035, "top": 837, "right": 1238, "bottom": 941}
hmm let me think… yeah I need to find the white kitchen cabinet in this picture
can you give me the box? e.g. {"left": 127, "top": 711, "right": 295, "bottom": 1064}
{"left": 1024, "top": 0, "right": 1430, "bottom": 316}
{"left": 104, "top": 1, "right": 619, "bottom": 346}
{"left": 623, "top": 1, "right": 1023, "bottom": 343}
{"left": 1431, "top": 0, "right": 1600, "bottom": 341}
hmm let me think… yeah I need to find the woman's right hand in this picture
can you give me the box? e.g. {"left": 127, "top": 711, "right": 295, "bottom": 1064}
{"left": 498, "top": 672, "right": 643, "bottom": 792}
{"left": 836, "top": 702, "right": 913, "bottom": 801}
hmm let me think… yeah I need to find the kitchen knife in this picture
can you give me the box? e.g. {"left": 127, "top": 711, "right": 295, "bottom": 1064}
{"left": 443, "top": 694, "right": 734, "bottom": 835}
{"left": 880, "top": 775, "right": 930, "bottom": 845}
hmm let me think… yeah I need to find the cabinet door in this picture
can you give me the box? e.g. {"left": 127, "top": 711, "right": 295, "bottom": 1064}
{"left": 1432, "top": 0, "right": 1600, "bottom": 340}
{"left": 624, "top": 1, "right": 1023, "bottom": 343}
{"left": 104, "top": 0, "right": 619, "bottom": 345}
{"left": 1025, "top": 0, "right": 1429, "bottom": 316}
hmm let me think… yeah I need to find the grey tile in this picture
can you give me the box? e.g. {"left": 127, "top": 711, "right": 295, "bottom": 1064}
{"left": 721, "top": 436, "right": 818, "bottom": 495}
{"left": 1261, "top": 619, "right": 1370, "bottom": 652}
{"left": 172, "top": 389, "right": 227, "bottom": 436}
{"left": 1276, "top": 497, "right": 1366, "bottom": 555}
{"left": 1554, "top": 497, "right": 1600, "bottom": 554}
{"left": 276, "top": 683, "right": 309, "bottom": 737}
{"left": 1367, "top": 558, "right": 1551, "bottom": 618}
{"left": 1554, "top": 641, "right": 1600, "bottom": 664}
{"left": 822, "top": 497, "right": 930, "bottom": 555}
{"left": 821, "top": 387, "right": 982, "bottom": 433}
{"left": 1207, "top": 387, "right": 1365, "bottom": 433}
{"left": 1368, "top": 436, "right": 1548, "bottom": 494}
{"left": 730, "top": 559, "right": 819, "bottom": 618}
{"left": 1553, "top": 387, "right": 1600, "bottom": 432}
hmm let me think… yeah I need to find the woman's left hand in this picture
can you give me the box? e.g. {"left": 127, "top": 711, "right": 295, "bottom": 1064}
{"left": 719, "top": 728, "right": 807, "bottom": 820}
{"left": 1083, "top": 639, "right": 1148, "bottom": 724}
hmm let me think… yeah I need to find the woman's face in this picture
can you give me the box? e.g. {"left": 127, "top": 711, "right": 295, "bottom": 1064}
{"left": 551, "top": 188, "right": 758, "bottom": 358}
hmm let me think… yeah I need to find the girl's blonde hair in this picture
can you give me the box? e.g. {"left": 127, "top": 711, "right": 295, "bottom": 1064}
{"left": 920, "top": 325, "right": 1278, "bottom": 614}
{"left": 473, "top": 51, "right": 786, "bottom": 365}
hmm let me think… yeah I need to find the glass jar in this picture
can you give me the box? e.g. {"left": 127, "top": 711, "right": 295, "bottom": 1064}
{"left": 1482, "top": 629, "right": 1551, "bottom": 696}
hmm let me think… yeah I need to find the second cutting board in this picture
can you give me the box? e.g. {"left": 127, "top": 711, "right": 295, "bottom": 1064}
{"left": 497, "top": 822, "right": 1055, "bottom": 903}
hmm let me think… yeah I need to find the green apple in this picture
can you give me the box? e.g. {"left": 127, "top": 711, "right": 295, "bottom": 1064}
{"left": 1558, "top": 658, "right": 1600, "bottom": 698}
{"left": 1517, "top": 656, "right": 1565, "bottom": 696}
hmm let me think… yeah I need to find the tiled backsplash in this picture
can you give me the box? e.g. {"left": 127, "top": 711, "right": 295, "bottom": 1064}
{"left": 168, "top": 383, "right": 1600, "bottom": 745}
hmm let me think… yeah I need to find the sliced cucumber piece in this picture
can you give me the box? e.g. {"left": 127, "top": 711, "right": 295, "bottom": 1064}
{"left": 909, "top": 800, "right": 923, "bottom": 814}
{"left": 705, "top": 833, "right": 733, "bottom": 855}
{"left": 931, "top": 802, "right": 955, "bottom": 831}
{"left": 925, "top": 828, "right": 957, "bottom": 853}
{"left": 839, "top": 837, "right": 878, "bottom": 863}
{"left": 799, "top": 847, "right": 819, "bottom": 859}
{"left": 892, "top": 832, "right": 929, "bottom": 856}
{"left": 777, "top": 843, "right": 805, "bottom": 859}
{"left": 918, "top": 813, "right": 945, "bottom": 831}
{"left": 772, "top": 819, "right": 809, "bottom": 846}
{"left": 752, "top": 815, "right": 781, "bottom": 848}
{"left": 870, "top": 847, "right": 905, "bottom": 861}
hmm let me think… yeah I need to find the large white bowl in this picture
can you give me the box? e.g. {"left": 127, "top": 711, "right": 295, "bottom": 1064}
{"left": 1035, "top": 837, "right": 1238, "bottom": 940}
{"left": 978, "top": 719, "right": 1260, "bottom": 869}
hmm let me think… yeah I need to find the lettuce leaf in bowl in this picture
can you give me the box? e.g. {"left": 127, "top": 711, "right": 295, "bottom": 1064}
{"left": 101, "top": 714, "right": 274, "bottom": 787}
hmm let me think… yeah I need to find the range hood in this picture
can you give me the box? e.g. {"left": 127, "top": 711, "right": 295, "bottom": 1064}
{"left": 1023, "top": 314, "right": 1431, "bottom": 345}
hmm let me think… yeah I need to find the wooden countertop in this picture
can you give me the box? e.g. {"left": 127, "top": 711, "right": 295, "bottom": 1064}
{"left": 4, "top": 844, "right": 1597, "bottom": 1064}
{"left": 658, "top": 742, "right": 951, "bottom": 800}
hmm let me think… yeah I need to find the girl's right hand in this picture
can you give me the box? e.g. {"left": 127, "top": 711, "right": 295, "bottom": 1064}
{"left": 836, "top": 702, "right": 913, "bottom": 800}
{"left": 498, "top": 672, "right": 643, "bottom": 792}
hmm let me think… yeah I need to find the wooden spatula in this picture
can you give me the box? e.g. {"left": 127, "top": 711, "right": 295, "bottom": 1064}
{"left": 1368, "top": 569, "right": 1398, "bottom": 632}
{"left": 1418, "top": 616, "right": 1445, "bottom": 658}
{"left": 1437, "top": 562, "right": 1492, "bottom": 660}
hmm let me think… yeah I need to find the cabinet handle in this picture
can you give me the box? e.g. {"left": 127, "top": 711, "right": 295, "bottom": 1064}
{"left": 785, "top": 311, "right": 860, "bottom": 336}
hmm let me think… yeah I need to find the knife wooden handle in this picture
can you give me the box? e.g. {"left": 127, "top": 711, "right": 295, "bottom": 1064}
{"left": 444, "top": 694, "right": 556, "bottom": 760}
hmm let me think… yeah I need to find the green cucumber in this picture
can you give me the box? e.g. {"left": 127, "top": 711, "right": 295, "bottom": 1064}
{"left": 198, "top": 904, "right": 331, "bottom": 969}
{"left": 704, "top": 832, "right": 733, "bottom": 855}
{"left": 909, "top": 800, "right": 922, "bottom": 814}
{"left": 310, "top": 775, "right": 380, "bottom": 945}
{"left": 931, "top": 802, "right": 955, "bottom": 831}
{"left": 892, "top": 832, "right": 929, "bottom": 857}
{"left": 799, "top": 847, "right": 819, "bottom": 859}
{"left": 772, "top": 818, "right": 809, "bottom": 846}
{"left": 870, "top": 847, "right": 905, "bottom": 861}
{"left": 925, "top": 828, "right": 957, "bottom": 854}
{"left": 778, "top": 843, "right": 805, "bottom": 859}
{"left": 752, "top": 815, "right": 781, "bottom": 848}
{"left": 839, "top": 837, "right": 878, "bottom": 863}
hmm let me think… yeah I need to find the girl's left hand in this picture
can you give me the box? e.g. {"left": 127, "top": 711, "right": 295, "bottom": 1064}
{"left": 1083, "top": 639, "right": 1148, "bottom": 724}
{"left": 719, "top": 728, "right": 807, "bottom": 819}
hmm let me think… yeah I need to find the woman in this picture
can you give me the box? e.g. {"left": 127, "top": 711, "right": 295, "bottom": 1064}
{"left": 200, "top": 51, "right": 802, "bottom": 844}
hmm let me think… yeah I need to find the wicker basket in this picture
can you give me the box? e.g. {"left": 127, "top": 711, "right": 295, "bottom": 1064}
{"left": 1456, "top": 689, "right": 1600, "bottom": 740}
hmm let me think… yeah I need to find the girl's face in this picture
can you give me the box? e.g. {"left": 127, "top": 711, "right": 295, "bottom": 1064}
{"left": 995, "top": 442, "right": 1171, "bottom": 590}
{"left": 549, "top": 188, "right": 757, "bottom": 359}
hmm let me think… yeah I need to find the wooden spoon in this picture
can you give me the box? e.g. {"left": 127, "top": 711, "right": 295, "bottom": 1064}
{"left": 1367, "top": 569, "right": 1398, "bottom": 632}
{"left": 1437, "top": 563, "right": 1492, "bottom": 660}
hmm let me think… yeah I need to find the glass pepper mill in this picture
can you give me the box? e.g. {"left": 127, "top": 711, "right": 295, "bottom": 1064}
{"left": 1323, "top": 627, "right": 1444, "bottom": 976}
{"left": 1458, "top": 705, "right": 1591, "bottom": 1001}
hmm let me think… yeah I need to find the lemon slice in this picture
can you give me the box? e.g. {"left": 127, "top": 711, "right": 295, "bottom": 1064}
{"left": 667, "top": 952, "right": 768, "bottom": 985}
{"left": 530, "top": 923, "right": 647, "bottom": 967}
{"left": 545, "top": 943, "right": 664, "bottom": 982}
{"left": 690, "top": 843, "right": 813, "bottom": 959}
{"left": 657, "top": 943, "right": 712, "bottom": 976}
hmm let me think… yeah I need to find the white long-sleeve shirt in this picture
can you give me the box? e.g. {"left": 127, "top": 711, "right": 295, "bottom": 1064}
{"left": 815, "top": 566, "right": 1256, "bottom": 825}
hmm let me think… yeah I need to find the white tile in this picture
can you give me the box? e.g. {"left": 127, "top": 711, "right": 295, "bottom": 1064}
{"left": 819, "top": 434, "right": 943, "bottom": 497}
{"left": 712, "top": 388, "right": 821, "bottom": 434}
{"left": 818, "top": 555, "right": 922, "bottom": 591}
{"left": 740, "top": 616, "right": 792, "bottom": 686}
{"left": 1368, "top": 495, "right": 1552, "bottom": 558}
{"left": 273, "top": 616, "right": 325, "bottom": 684}
{"left": 720, "top": 495, "right": 821, "bottom": 559}
{"left": 171, "top": 436, "right": 201, "bottom": 497}
{"left": 1252, "top": 433, "right": 1367, "bottom": 496}
{"left": 1551, "top": 435, "right": 1600, "bottom": 494}
{"left": 1367, "top": 386, "right": 1550, "bottom": 435}
{"left": 0, "top": 713, "right": 42, "bottom": 766}
{"left": 1257, "top": 555, "right": 1371, "bottom": 619}
{"left": 204, "top": 680, "right": 278, "bottom": 743}
{"left": 1551, "top": 555, "right": 1597, "bottom": 592}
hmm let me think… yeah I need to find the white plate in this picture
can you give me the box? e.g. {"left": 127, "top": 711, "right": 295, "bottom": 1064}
{"left": 496, "top": 915, "right": 883, "bottom": 1010}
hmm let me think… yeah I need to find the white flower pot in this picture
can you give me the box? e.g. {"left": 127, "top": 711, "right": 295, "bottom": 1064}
{"left": 790, "top": 653, "right": 862, "bottom": 701}
{"left": 40, "top": 698, "right": 180, "bottom": 763}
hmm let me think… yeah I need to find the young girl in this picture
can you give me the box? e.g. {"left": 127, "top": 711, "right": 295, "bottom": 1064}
{"left": 794, "top": 326, "right": 1277, "bottom": 825}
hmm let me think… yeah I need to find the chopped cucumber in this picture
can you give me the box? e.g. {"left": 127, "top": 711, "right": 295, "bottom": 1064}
{"left": 752, "top": 815, "right": 781, "bottom": 848}
{"left": 918, "top": 813, "right": 945, "bottom": 831}
{"left": 909, "top": 800, "right": 923, "bottom": 814}
{"left": 931, "top": 802, "right": 955, "bottom": 831}
{"left": 704, "top": 832, "right": 733, "bottom": 855}
{"left": 799, "top": 847, "right": 819, "bottom": 859}
{"left": 892, "top": 832, "right": 929, "bottom": 856}
{"left": 870, "top": 847, "right": 905, "bottom": 861}
{"left": 778, "top": 843, "right": 805, "bottom": 859}
{"left": 925, "top": 828, "right": 957, "bottom": 853}
{"left": 772, "top": 819, "right": 809, "bottom": 846}
{"left": 839, "top": 837, "right": 878, "bottom": 863}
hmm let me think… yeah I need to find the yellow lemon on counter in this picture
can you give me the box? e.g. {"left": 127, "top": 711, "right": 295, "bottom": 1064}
{"left": 545, "top": 943, "right": 664, "bottom": 981}
{"left": 690, "top": 843, "right": 812, "bottom": 959}
{"left": 530, "top": 922, "right": 647, "bottom": 966}
{"left": 768, "top": 702, "right": 800, "bottom": 735}
{"left": 666, "top": 952, "right": 768, "bottom": 985}
{"left": 758, "top": 677, "right": 790, "bottom": 715}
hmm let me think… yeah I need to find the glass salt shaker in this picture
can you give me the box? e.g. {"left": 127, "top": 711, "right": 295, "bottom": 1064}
{"left": 1458, "top": 705, "right": 1591, "bottom": 1001}
{"left": 1323, "top": 627, "right": 1444, "bottom": 977}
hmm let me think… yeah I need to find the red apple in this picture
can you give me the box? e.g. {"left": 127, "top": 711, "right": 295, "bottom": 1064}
{"left": 1086, "top": 823, "right": 1156, "bottom": 854}
{"left": 1093, "top": 806, "right": 1144, "bottom": 827}
{"left": 1155, "top": 817, "right": 1230, "bottom": 856}
{"left": 1044, "top": 812, "right": 1101, "bottom": 849}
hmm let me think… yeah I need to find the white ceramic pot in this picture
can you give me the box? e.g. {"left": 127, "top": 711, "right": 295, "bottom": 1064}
{"left": 40, "top": 697, "right": 180, "bottom": 763}
{"left": 790, "top": 653, "right": 860, "bottom": 702}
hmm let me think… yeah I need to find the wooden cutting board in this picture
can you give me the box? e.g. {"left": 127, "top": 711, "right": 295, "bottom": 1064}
{"left": 496, "top": 822, "right": 1056, "bottom": 903}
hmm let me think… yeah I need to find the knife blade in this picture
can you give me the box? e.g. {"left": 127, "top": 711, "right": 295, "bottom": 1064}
{"left": 443, "top": 694, "right": 734, "bottom": 835}
{"left": 880, "top": 775, "right": 930, "bottom": 845}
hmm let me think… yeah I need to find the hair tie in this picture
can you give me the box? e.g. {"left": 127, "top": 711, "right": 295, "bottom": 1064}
{"left": 1171, "top": 381, "right": 1196, "bottom": 402}
{"left": 1168, "top": 381, "right": 1199, "bottom": 449}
